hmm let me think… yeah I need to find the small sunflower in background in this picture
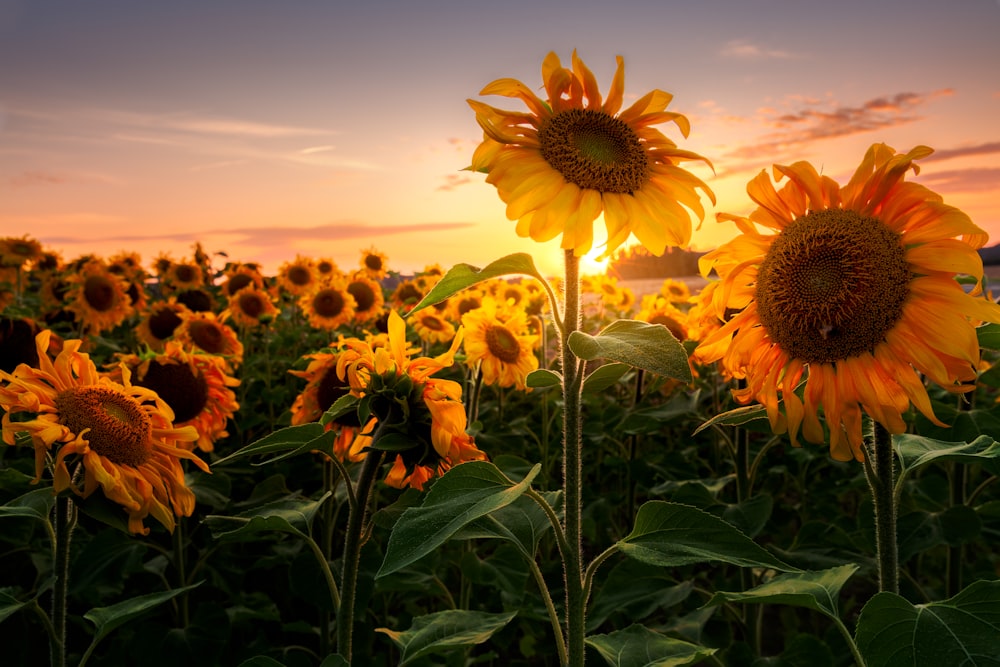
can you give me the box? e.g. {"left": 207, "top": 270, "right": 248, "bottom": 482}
{"left": 221, "top": 263, "right": 266, "bottom": 300}
{"left": 468, "top": 50, "right": 714, "bottom": 258}
{"left": 315, "top": 257, "right": 340, "bottom": 279}
{"left": 227, "top": 285, "right": 279, "bottom": 328}
{"left": 0, "top": 330, "right": 208, "bottom": 535}
{"left": 659, "top": 278, "right": 691, "bottom": 304}
{"left": 289, "top": 343, "right": 366, "bottom": 462}
{"left": 300, "top": 280, "right": 357, "bottom": 330}
{"left": 462, "top": 296, "right": 539, "bottom": 390}
{"left": 163, "top": 260, "right": 205, "bottom": 295}
{"left": 0, "top": 234, "right": 44, "bottom": 268}
{"left": 696, "top": 143, "right": 1000, "bottom": 462}
{"left": 389, "top": 277, "right": 425, "bottom": 310}
{"left": 491, "top": 279, "right": 528, "bottom": 308}
{"left": 359, "top": 246, "right": 389, "bottom": 281}
{"left": 135, "top": 299, "right": 191, "bottom": 351}
{"left": 173, "top": 311, "right": 244, "bottom": 368}
{"left": 110, "top": 342, "right": 240, "bottom": 453}
{"left": 409, "top": 308, "right": 457, "bottom": 346}
{"left": 345, "top": 273, "right": 386, "bottom": 325}
{"left": 447, "top": 287, "right": 487, "bottom": 323}
{"left": 64, "top": 259, "right": 134, "bottom": 336}
{"left": 174, "top": 287, "right": 217, "bottom": 314}
{"left": 277, "top": 255, "right": 318, "bottom": 297}
{"left": 636, "top": 293, "right": 690, "bottom": 343}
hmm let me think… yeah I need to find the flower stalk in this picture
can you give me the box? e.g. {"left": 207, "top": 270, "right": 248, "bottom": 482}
{"left": 50, "top": 494, "right": 76, "bottom": 667}
{"left": 864, "top": 422, "right": 899, "bottom": 594}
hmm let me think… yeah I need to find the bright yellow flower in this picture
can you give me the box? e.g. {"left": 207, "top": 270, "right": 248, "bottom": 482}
{"left": 0, "top": 234, "right": 44, "bottom": 268}
{"left": 300, "top": 280, "right": 357, "bottom": 331}
{"left": 462, "top": 297, "right": 539, "bottom": 390}
{"left": 359, "top": 246, "right": 389, "bottom": 281}
{"left": 346, "top": 273, "right": 386, "bottom": 324}
{"left": 659, "top": 278, "right": 691, "bottom": 303}
{"left": 0, "top": 331, "right": 208, "bottom": 534}
{"left": 278, "top": 255, "right": 318, "bottom": 296}
{"left": 227, "top": 285, "right": 280, "bottom": 328}
{"left": 64, "top": 260, "right": 135, "bottom": 336}
{"left": 695, "top": 143, "right": 1000, "bottom": 462}
{"left": 468, "top": 50, "right": 715, "bottom": 257}
{"left": 221, "top": 264, "right": 266, "bottom": 300}
{"left": 289, "top": 344, "right": 365, "bottom": 462}
{"left": 637, "top": 294, "right": 689, "bottom": 342}
{"left": 172, "top": 311, "right": 244, "bottom": 368}
{"left": 135, "top": 299, "right": 191, "bottom": 351}
{"left": 409, "top": 309, "right": 457, "bottom": 346}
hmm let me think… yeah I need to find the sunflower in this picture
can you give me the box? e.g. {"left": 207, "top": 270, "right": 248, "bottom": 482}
{"left": 659, "top": 278, "right": 691, "bottom": 303}
{"left": 0, "top": 234, "right": 44, "bottom": 268}
{"left": 227, "top": 285, "right": 280, "bottom": 328}
{"left": 275, "top": 255, "right": 317, "bottom": 297}
{"left": 409, "top": 309, "right": 457, "bottom": 346}
{"left": 491, "top": 280, "right": 528, "bottom": 308}
{"left": 289, "top": 345, "right": 365, "bottom": 462}
{"left": 462, "top": 297, "right": 539, "bottom": 390}
{"left": 221, "top": 264, "right": 265, "bottom": 299}
{"left": 468, "top": 50, "right": 715, "bottom": 258}
{"left": 135, "top": 299, "right": 191, "bottom": 351}
{"left": 695, "top": 143, "right": 1000, "bottom": 462}
{"left": 172, "top": 311, "right": 244, "bottom": 368}
{"left": 0, "top": 330, "right": 208, "bottom": 534}
{"left": 315, "top": 257, "right": 341, "bottom": 279}
{"left": 151, "top": 251, "right": 174, "bottom": 280}
{"left": 109, "top": 343, "right": 240, "bottom": 453}
{"left": 163, "top": 261, "right": 205, "bottom": 294}
{"left": 300, "top": 281, "right": 357, "bottom": 330}
{"left": 337, "top": 311, "right": 485, "bottom": 490}
{"left": 447, "top": 287, "right": 487, "bottom": 322}
{"left": 1, "top": 317, "right": 42, "bottom": 373}
{"left": 175, "top": 288, "right": 216, "bottom": 313}
{"left": 389, "top": 278, "right": 425, "bottom": 310}
{"left": 359, "top": 246, "right": 389, "bottom": 281}
{"left": 636, "top": 294, "right": 689, "bottom": 342}
{"left": 346, "top": 273, "right": 386, "bottom": 324}
{"left": 64, "top": 260, "right": 135, "bottom": 336}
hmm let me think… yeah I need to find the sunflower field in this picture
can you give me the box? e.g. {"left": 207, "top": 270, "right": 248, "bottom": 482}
{"left": 4, "top": 50, "right": 1000, "bottom": 667}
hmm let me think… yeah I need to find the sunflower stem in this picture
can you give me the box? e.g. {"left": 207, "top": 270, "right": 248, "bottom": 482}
{"left": 50, "top": 494, "right": 75, "bottom": 667}
{"left": 336, "top": 449, "right": 384, "bottom": 662}
{"left": 560, "top": 249, "right": 586, "bottom": 667}
{"left": 172, "top": 516, "right": 190, "bottom": 627}
{"left": 865, "top": 422, "right": 899, "bottom": 594}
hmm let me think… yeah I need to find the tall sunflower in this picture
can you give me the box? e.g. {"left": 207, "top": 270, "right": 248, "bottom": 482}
{"left": 110, "top": 342, "right": 240, "bottom": 453}
{"left": 462, "top": 297, "right": 539, "bottom": 390}
{"left": 0, "top": 330, "right": 209, "bottom": 534}
{"left": 468, "top": 50, "right": 715, "bottom": 257}
{"left": 64, "top": 260, "right": 135, "bottom": 336}
{"left": 695, "top": 143, "right": 1000, "bottom": 462}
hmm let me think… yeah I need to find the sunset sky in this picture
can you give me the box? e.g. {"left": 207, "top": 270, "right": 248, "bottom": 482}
{"left": 2, "top": 0, "right": 999, "bottom": 277}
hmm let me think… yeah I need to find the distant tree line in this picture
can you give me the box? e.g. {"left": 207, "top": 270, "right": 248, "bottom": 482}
{"left": 607, "top": 245, "right": 706, "bottom": 279}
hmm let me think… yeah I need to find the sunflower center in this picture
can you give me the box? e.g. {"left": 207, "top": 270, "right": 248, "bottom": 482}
{"left": 226, "top": 273, "right": 254, "bottom": 296}
{"left": 538, "top": 108, "right": 649, "bottom": 194}
{"left": 364, "top": 254, "right": 383, "bottom": 271}
{"left": 313, "top": 289, "right": 345, "bottom": 318}
{"left": 457, "top": 297, "right": 482, "bottom": 316}
{"left": 755, "top": 208, "right": 910, "bottom": 364}
{"left": 318, "top": 367, "right": 360, "bottom": 427}
{"left": 134, "top": 361, "right": 208, "bottom": 424}
{"left": 84, "top": 275, "right": 117, "bottom": 312}
{"left": 189, "top": 320, "right": 225, "bottom": 354}
{"left": 420, "top": 314, "right": 445, "bottom": 331}
{"left": 237, "top": 292, "right": 265, "bottom": 319}
{"left": 177, "top": 289, "right": 212, "bottom": 312}
{"left": 288, "top": 265, "right": 312, "bottom": 286}
{"left": 395, "top": 283, "right": 423, "bottom": 305}
{"left": 149, "top": 307, "right": 183, "bottom": 340}
{"left": 485, "top": 324, "right": 521, "bottom": 364}
{"left": 175, "top": 265, "right": 198, "bottom": 283}
{"left": 54, "top": 386, "right": 153, "bottom": 467}
{"left": 317, "top": 260, "right": 335, "bottom": 274}
{"left": 347, "top": 281, "right": 376, "bottom": 312}
{"left": 649, "top": 314, "right": 686, "bottom": 342}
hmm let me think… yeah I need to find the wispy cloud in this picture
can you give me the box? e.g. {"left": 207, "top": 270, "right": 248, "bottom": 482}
{"left": 437, "top": 173, "right": 472, "bottom": 192}
{"left": 6, "top": 169, "right": 121, "bottom": 188}
{"left": 719, "top": 39, "right": 798, "bottom": 60}
{"left": 923, "top": 141, "right": 1000, "bottom": 162}
{"left": 916, "top": 167, "right": 1000, "bottom": 194}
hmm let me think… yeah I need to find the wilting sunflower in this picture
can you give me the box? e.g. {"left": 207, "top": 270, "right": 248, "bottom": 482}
{"left": 0, "top": 234, "right": 44, "bottom": 268}
{"left": 462, "top": 297, "right": 539, "bottom": 390}
{"left": 172, "top": 311, "right": 244, "bottom": 368}
{"left": 337, "top": 311, "right": 485, "bottom": 490}
{"left": 409, "top": 309, "right": 457, "bottom": 346}
{"left": 110, "top": 342, "right": 239, "bottom": 453}
{"left": 345, "top": 273, "right": 386, "bottom": 324}
{"left": 468, "top": 50, "right": 715, "bottom": 257}
{"left": 300, "top": 281, "right": 357, "bottom": 330}
{"left": 227, "top": 285, "right": 280, "bottom": 328}
{"left": 695, "top": 143, "right": 1000, "bottom": 462}
{"left": 359, "top": 246, "right": 389, "bottom": 281}
{"left": 289, "top": 344, "right": 365, "bottom": 462}
{"left": 64, "top": 260, "right": 135, "bottom": 336}
{"left": 135, "top": 299, "right": 191, "bottom": 351}
{"left": 0, "top": 330, "right": 208, "bottom": 534}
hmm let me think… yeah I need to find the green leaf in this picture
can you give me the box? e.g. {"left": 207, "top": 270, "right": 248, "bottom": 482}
{"left": 587, "top": 560, "right": 693, "bottom": 631}
{"left": 617, "top": 501, "right": 796, "bottom": 571}
{"left": 855, "top": 580, "right": 1000, "bottom": 666}
{"left": 585, "top": 624, "right": 717, "bottom": 667}
{"left": 568, "top": 320, "right": 691, "bottom": 382}
{"left": 377, "top": 461, "right": 540, "bottom": 578}
{"left": 0, "top": 588, "right": 38, "bottom": 624}
{"left": 584, "top": 362, "right": 632, "bottom": 393}
{"left": 376, "top": 609, "right": 516, "bottom": 665}
{"left": 693, "top": 404, "right": 768, "bottom": 435}
{"left": 526, "top": 368, "right": 562, "bottom": 388}
{"left": 204, "top": 492, "right": 330, "bottom": 542}
{"left": 894, "top": 434, "right": 1000, "bottom": 479}
{"left": 408, "top": 253, "right": 546, "bottom": 314}
{"left": 211, "top": 423, "right": 327, "bottom": 467}
{"left": 452, "top": 490, "right": 561, "bottom": 558}
{"left": 83, "top": 581, "right": 203, "bottom": 648}
{"left": 238, "top": 657, "right": 287, "bottom": 667}
{"left": 0, "top": 487, "right": 55, "bottom": 522}
{"left": 703, "top": 564, "right": 859, "bottom": 619}
{"left": 977, "top": 322, "right": 1000, "bottom": 350}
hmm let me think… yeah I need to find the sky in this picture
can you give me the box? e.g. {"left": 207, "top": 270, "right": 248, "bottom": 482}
{"left": 1, "top": 0, "right": 999, "bottom": 278}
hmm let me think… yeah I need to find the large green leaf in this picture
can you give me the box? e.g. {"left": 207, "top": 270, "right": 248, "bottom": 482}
{"left": 583, "top": 362, "right": 632, "bottom": 393}
{"left": 703, "top": 564, "right": 859, "bottom": 619}
{"left": 83, "top": 582, "right": 203, "bottom": 649}
{"left": 855, "top": 580, "right": 1000, "bottom": 666}
{"left": 451, "top": 490, "right": 561, "bottom": 558}
{"left": 204, "top": 492, "right": 330, "bottom": 542}
{"left": 568, "top": 320, "right": 691, "bottom": 382}
{"left": 693, "top": 404, "right": 768, "bottom": 435}
{"left": 585, "top": 624, "right": 717, "bottom": 667}
{"left": 377, "top": 461, "right": 540, "bottom": 577}
{"left": 211, "top": 423, "right": 330, "bottom": 467}
{"left": 376, "top": 609, "right": 516, "bottom": 665}
{"left": 0, "top": 487, "right": 56, "bottom": 522}
{"left": 0, "top": 588, "right": 44, "bottom": 624}
{"left": 894, "top": 433, "right": 1000, "bottom": 479}
{"left": 526, "top": 368, "right": 562, "bottom": 388}
{"left": 587, "top": 560, "right": 694, "bottom": 631}
{"left": 617, "top": 501, "right": 796, "bottom": 571}
{"left": 977, "top": 322, "right": 1000, "bottom": 350}
{"left": 408, "top": 253, "right": 546, "bottom": 314}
